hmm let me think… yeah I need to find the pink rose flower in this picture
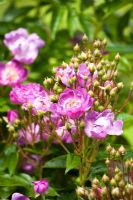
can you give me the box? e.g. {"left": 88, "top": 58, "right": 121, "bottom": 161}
{"left": 10, "top": 83, "right": 51, "bottom": 114}
{"left": 32, "top": 179, "right": 49, "bottom": 194}
{"left": 11, "top": 193, "right": 30, "bottom": 200}
{"left": 7, "top": 109, "right": 18, "bottom": 123}
{"left": 85, "top": 109, "right": 123, "bottom": 139}
{"left": 55, "top": 65, "right": 75, "bottom": 87}
{"left": 4, "top": 28, "right": 44, "bottom": 64}
{"left": 0, "top": 60, "right": 28, "bottom": 86}
{"left": 18, "top": 123, "right": 40, "bottom": 145}
{"left": 57, "top": 88, "right": 94, "bottom": 119}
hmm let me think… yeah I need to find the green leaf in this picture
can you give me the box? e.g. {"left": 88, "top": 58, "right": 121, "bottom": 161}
{"left": 107, "top": 43, "right": 133, "bottom": 54}
{"left": 67, "top": 8, "right": 79, "bottom": 36}
{"left": 0, "top": 187, "right": 15, "bottom": 198}
{"left": 4, "top": 5, "right": 33, "bottom": 22}
{"left": 65, "top": 153, "right": 80, "bottom": 174}
{"left": 44, "top": 155, "right": 66, "bottom": 168}
{"left": 0, "top": 174, "right": 31, "bottom": 187}
{"left": 46, "top": 187, "right": 59, "bottom": 197}
{"left": 51, "top": 6, "right": 64, "bottom": 39}
{"left": 8, "top": 152, "right": 18, "bottom": 175}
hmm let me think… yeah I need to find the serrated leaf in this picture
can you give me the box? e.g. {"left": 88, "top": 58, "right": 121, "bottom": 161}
{"left": 65, "top": 153, "right": 80, "bottom": 174}
{"left": 44, "top": 155, "right": 66, "bottom": 168}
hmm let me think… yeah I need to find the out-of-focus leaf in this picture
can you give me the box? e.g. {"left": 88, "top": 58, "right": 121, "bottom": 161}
{"left": 44, "top": 155, "right": 66, "bottom": 168}
{"left": 4, "top": 6, "right": 33, "bottom": 22}
{"left": 67, "top": 8, "right": 79, "bottom": 36}
{"left": 0, "top": 187, "right": 15, "bottom": 198}
{"left": 107, "top": 43, "right": 133, "bottom": 54}
{"left": 46, "top": 187, "right": 59, "bottom": 197}
{"left": 51, "top": 6, "right": 64, "bottom": 39}
{"left": 0, "top": 174, "right": 31, "bottom": 187}
{"left": 8, "top": 152, "right": 18, "bottom": 175}
{"left": 89, "top": 162, "right": 107, "bottom": 181}
{"left": 65, "top": 153, "right": 80, "bottom": 174}
{"left": 97, "top": 0, "right": 132, "bottom": 19}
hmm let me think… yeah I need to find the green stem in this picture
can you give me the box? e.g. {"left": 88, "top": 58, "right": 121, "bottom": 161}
{"left": 79, "top": 139, "right": 100, "bottom": 186}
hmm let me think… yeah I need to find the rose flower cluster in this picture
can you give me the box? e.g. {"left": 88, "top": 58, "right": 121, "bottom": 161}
{"left": 1, "top": 29, "right": 132, "bottom": 199}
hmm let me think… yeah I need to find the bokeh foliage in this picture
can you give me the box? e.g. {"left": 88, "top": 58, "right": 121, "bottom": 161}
{"left": 0, "top": 0, "right": 133, "bottom": 142}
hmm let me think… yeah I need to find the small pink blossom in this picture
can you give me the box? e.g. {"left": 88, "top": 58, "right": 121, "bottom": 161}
{"left": 55, "top": 65, "right": 75, "bottom": 87}
{"left": 18, "top": 123, "right": 40, "bottom": 145}
{"left": 85, "top": 109, "right": 123, "bottom": 139}
{"left": 7, "top": 109, "right": 18, "bottom": 123}
{"left": 57, "top": 88, "right": 94, "bottom": 119}
{"left": 10, "top": 83, "right": 51, "bottom": 114}
{"left": 11, "top": 193, "right": 30, "bottom": 200}
{"left": 4, "top": 28, "right": 45, "bottom": 64}
{"left": 32, "top": 179, "right": 49, "bottom": 194}
{"left": 0, "top": 60, "right": 28, "bottom": 86}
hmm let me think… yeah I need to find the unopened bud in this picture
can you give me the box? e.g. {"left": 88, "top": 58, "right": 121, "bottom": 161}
{"left": 102, "top": 174, "right": 109, "bottom": 184}
{"left": 98, "top": 106, "right": 104, "bottom": 112}
{"left": 98, "top": 70, "right": 104, "bottom": 77}
{"left": 114, "top": 174, "right": 121, "bottom": 182}
{"left": 111, "top": 61, "right": 116, "bottom": 68}
{"left": 50, "top": 95, "right": 58, "bottom": 103}
{"left": 118, "top": 145, "right": 126, "bottom": 156}
{"left": 8, "top": 125, "right": 15, "bottom": 132}
{"left": 117, "top": 82, "right": 124, "bottom": 89}
{"left": 92, "top": 178, "right": 99, "bottom": 185}
{"left": 110, "top": 148, "right": 116, "bottom": 157}
{"left": 110, "top": 178, "right": 117, "bottom": 186}
{"left": 110, "top": 87, "right": 118, "bottom": 96}
{"left": 102, "top": 39, "right": 107, "bottom": 46}
{"left": 88, "top": 90, "right": 94, "bottom": 97}
{"left": 111, "top": 187, "right": 120, "bottom": 197}
{"left": 94, "top": 49, "right": 101, "bottom": 57}
{"left": 114, "top": 70, "right": 118, "bottom": 77}
{"left": 115, "top": 53, "right": 120, "bottom": 61}
{"left": 88, "top": 63, "right": 95, "bottom": 73}
{"left": 80, "top": 52, "right": 88, "bottom": 61}
{"left": 97, "top": 63, "right": 102, "bottom": 70}
{"left": 125, "top": 184, "right": 133, "bottom": 195}
{"left": 76, "top": 186, "right": 88, "bottom": 197}
{"left": 118, "top": 180, "right": 125, "bottom": 188}
{"left": 94, "top": 100, "right": 99, "bottom": 107}
{"left": 62, "top": 61, "right": 68, "bottom": 68}
{"left": 102, "top": 74, "right": 108, "bottom": 81}
{"left": 93, "top": 40, "right": 101, "bottom": 48}
{"left": 106, "top": 144, "right": 112, "bottom": 153}
{"left": 74, "top": 44, "right": 80, "bottom": 51}
{"left": 101, "top": 187, "right": 108, "bottom": 197}
{"left": 90, "top": 190, "right": 96, "bottom": 199}
{"left": 105, "top": 158, "right": 110, "bottom": 166}
{"left": 82, "top": 34, "right": 88, "bottom": 42}
{"left": 80, "top": 121, "right": 85, "bottom": 129}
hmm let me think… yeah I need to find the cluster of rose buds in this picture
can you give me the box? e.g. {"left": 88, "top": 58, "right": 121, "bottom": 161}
{"left": 89, "top": 145, "right": 133, "bottom": 200}
{"left": 0, "top": 28, "right": 44, "bottom": 87}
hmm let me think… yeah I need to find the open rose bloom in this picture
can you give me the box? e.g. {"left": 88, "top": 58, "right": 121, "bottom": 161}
{"left": 0, "top": 60, "right": 28, "bottom": 86}
{"left": 4, "top": 28, "right": 45, "bottom": 64}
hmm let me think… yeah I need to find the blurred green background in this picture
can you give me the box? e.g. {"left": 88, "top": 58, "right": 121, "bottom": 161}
{"left": 0, "top": 0, "right": 133, "bottom": 146}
